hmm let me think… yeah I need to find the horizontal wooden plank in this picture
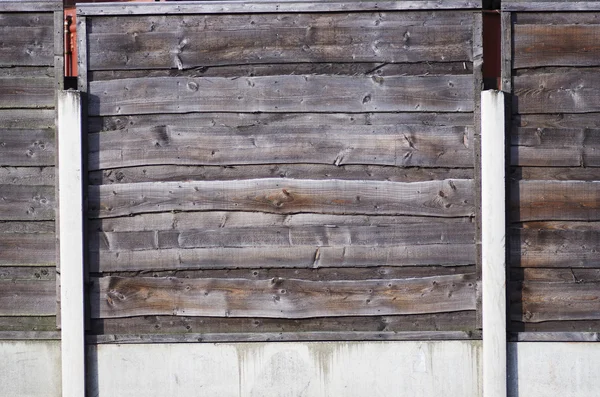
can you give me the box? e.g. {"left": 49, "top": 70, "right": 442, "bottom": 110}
{"left": 511, "top": 332, "right": 600, "bottom": 342}
{"left": 89, "top": 18, "right": 472, "bottom": 70}
{"left": 0, "top": 77, "right": 54, "bottom": 109}
{"left": 89, "top": 330, "right": 477, "bottom": 343}
{"left": 78, "top": 1, "right": 481, "bottom": 15}
{"left": 91, "top": 310, "right": 476, "bottom": 335}
{"left": 514, "top": 112, "right": 600, "bottom": 129}
{"left": 503, "top": 2, "right": 600, "bottom": 11}
{"left": 89, "top": 61, "right": 474, "bottom": 81}
{"left": 90, "top": 112, "right": 474, "bottom": 133}
{"left": 91, "top": 245, "right": 476, "bottom": 272}
{"left": 0, "top": 12, "right": 54, "bottom": 28}
{"left": 0, "top": 280, "right": 56, "bottom": 316}
{"left": 0, "top": 129, "right": 55, "bottom": 166}
{"left": 91, "top": 222, "right": 475, "bottom": 252}
{"left": 511, "top": 180, "right": 600, "bottom": 221}
{"left": 90, "top": 165, "right": 474, "bottom": 185}
{"left": 512, "top": 281, "right": 600, "bottom": 322}
{"left": 89, "top": 125, "right": 474, "bottom": 169}
{"left": 89, "top": 178, "right": 475, "bottom": 218}
{"left": 0, "top": 1, "right": 61, "bottom": 12}
{"left": 0, "top": 185, "right": 54, "bottom": 221}
{"left": 514, "top": 12, "right": 600, "bottom": 25}
{"left": 514, "top": 71, "right": 600, "bottom": 114}
{"left": 514, "top": 24, "right": 600, "bottom": 68}
{"left": 0, "top": 220, "right": 54, "bottom": 233}
{"left": 510, "top": 228, "right": 600, "bottom": 268}
{"left": 511, "top": 127, "right": 600, "bottom": 167}
{"left": 0, "top": 109, "right": 54, "bottom": 129}
{"left": 0, "top": 231, "right": 55, "bottom": 265}
{"left": 91, "top": 212, "right": 473, "bottom": 232}
{"left": 0, "top": 267, "right": 54, "bottom": 281}
{"left": 0, "top": 331, "right": 60, "bottom": 340}
{"left": 512, "top": 167, "right": 600, "bottom": 181}
{"left": 90, "top": 274, "right": 477, "bottom": 319}
{"left": 0, "top": 26, "right": 53, "bottom": 66}
{"left": 511, "top": 268, "right": 600, "bottom": 283}
{"left": 0, "top": 66, "right": 54, "bottom": 79}
{"left": 0, "top": 167, "right": 54, "bottom": 186}
{"left": 0, "top": 316, "right": 56, "bottom": 332}
{"left": 510, "top": 318, "right": 600, "bottom": 332}
{"left": 88, "top": 75, "right": 474, "bottom": 116}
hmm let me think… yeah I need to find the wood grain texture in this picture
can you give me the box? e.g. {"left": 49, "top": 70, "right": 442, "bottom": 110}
{"left": 0, "top": 109, "right": 54, "bottom": 129}
{"left": 91, "top": 245, "right": 476, "bottom": 272}
{"left": 0, "top": 280, "right": 56, "bottom": 316}
{"left": 511, "top": 268, "right": 600, "bottom": 283}
{"left": 514, "top": 12, "right": 600, "bottom": 25}
{"left": 0, "top": 25, "right": 53, "bottom": 66}
{"left": 503, "top": 2, "right": 600, "bottom": 12}
{"left": 515, "top": 113, "right": 600, "bottom": 129}
{"left": 514, "top": 167, "right": 600, "bottom": 181}
{"left": 89, "top": 125, "right": 474, "bottom": 169}
{"left": 0, "top": 232, "right": 55, "bottom": 265}
{"left": 0, "top": 129, "right": 55, "bottom": 166}
{"left": 514, "top": 71, "right": 600, "bottom": 114}
{"left": 88, "top": 75, "right": 474, "bottom": 116}
{"left": 89, "top": 178, "right": 475, "bottom": 218}
{"left": 90, "top": 165, "right": 474, "bottom": 185}
{"left": 88, "top": 14, "right": 472, "bottom": 70}
{"left": 514, "top": 24, "right": 600, "bottom": 68}
{"left": 0, "top": 267, "right": 54, "bottom": 280}
{"left": 512, "top": 281, "right": 600, "bottom": 322}
{"left": 511, "top": 180, "right": 600, "bottom": 221}
{"left": 90, "top": 274, "right": 477, "bottom": 319}
{"left": 0, "top": 185, "right": 54, "bottom": 221}
{"left": 0, "top": 315, "right": 57, "bottom": 332}
{"left": 0, "top": 167, "right": 54, "bottom": 186}
{"left": 0, "top": 77, "right": 54, "bottom": 109}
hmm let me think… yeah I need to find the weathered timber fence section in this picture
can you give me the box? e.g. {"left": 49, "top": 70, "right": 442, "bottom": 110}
{"left": 0, "top": 0, "right": 63, "bottom": 339}
{"left": 504, "top": 0, "right": 600, "bottom": 340}
{"left": 78, "top": 0, "right": 483, "bottom": 342}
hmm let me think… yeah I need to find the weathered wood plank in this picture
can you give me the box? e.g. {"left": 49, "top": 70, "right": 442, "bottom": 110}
{"left": 511, "top": 332, "right": 600, "bottom": 342}
{"left": 0, "top": 280, "right": 56, "bottom": 316}
{"left": 0, "top": 109, "right": 54, "bottom": 129}
{"left": 0, "top": 267, "right": 54, "bottom": 281}
{"left": 89, "top": 178, "right": 475, "bottom": 218}
{"left": 91, "top": 245, "right": 476, "bottom": 272}
{"left": 514, "top": 24, "right": 600, "bottom": 68}
{"left": 511, "top": 281, "right": 600, "bottom": 322}
{"left": 510, "top": 318, "right": 600, "bottom": 332}
{"left": 514, "top": 12, "right": 600, "bottom": 25}
{"left": 510, "top": 228, "right": 600, "bottom": 268}
{"left": 88, "top": 21, "right": 472, "bottom": 70}
{"left": 0, "top": 77, "right": 54, "bottom": 109}
{"left": 91, "top": 310, "right": 476, "bottom": 335}
{"left": 0, "top": 316, "right": 57, "bottom": 332}
{"left": 503, "top": 2, "right": 600, "bottom": 12}
{"left": 0, "top": 185, "right": 54, "bottom": 221}
{"left": 513, "top": 167, "right": 600, "bottom": 181}
{"left": 514, "top": 71, "right": 600, "bottom": 114}
{"left": 91, "top": 212, "right": 473, "bottom": 232}
{"left": 89, "top": 125, "right": 474, "bottom": 169}
{"left": 89, "top": 330, "right": 477, "bottom": 343}
{"left": 0, "top": 221, "right": 54, "bottom": 233}
{"left": 0, "top": 26, "right": 54, "bottom": 67}
{"left": 0, "top": 331, "right": 60, "bottom": 340}
{"left": 88, "top": 75, "right": 474, "bottom": 116}
{"left": 90, "top": 165, "right": 474, "bottom": 185}
{"left": 515, "top": 113, "right": 600, "bottom": 129}
{"left": 78, "top": 1, "right": 482, "bottom": 16}
{"left": 0, "top": 129, "right": 55, "bottom": 166}
{"left": 511, "top": 180, "right": 600, "bottom": 221}
{"left": 90, "top": 274, "right": 477, "bottom": 319}
{"left": 89, "top": 112, "right": 474, "bottom": 133}
{"left": 0, "top": 1, "right": 61, "bottom": 12}
{"left": 0, "top": 232, "right": 55, "bottom": 265}
{"left": 511, "top": 268, "right": 600, "bottom": 283}
{"left": 0, "top": 167, "right": 54, "bottom": 186}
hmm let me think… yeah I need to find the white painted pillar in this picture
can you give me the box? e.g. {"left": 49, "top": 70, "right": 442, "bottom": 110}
{"left": 481, "top": 90, "right": 507, "bottom": 397}
{"left": 57, "top": 90, "right": 86, "bottom": 397}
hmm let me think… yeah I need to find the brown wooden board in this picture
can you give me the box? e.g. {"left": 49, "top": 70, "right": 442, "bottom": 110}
{"left": 88, "top": 75, "right": 474, "bottom": 116}
{"left": 0, "top": 280, "right": 56, "bottom": 316}
{"left": 91, "top": 274, "right": 477, "bottom": 319}
{"left": 0, "top": 232, "right": 55, "bottom": 265}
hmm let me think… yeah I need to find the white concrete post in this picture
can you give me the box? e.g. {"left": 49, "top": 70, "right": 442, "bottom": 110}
{"left": 481, "top": 90, "right": 507, "bottom": 397}
{"left": 58, "top": 90, "right": 86, "bottom": 397}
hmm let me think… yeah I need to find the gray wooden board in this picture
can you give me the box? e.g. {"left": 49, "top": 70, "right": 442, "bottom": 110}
{"left": 0, "top": 25, "right": 53, "bottom": 67}
{"left": 89, "top": 112, "right": 474, "bottom": 133}
{"left": 0, "top": 129, "right": 55, "bottom": 166}
{"left": 511, "top": 332, "right": 600, "bottom": 342}
{"left": 510, "top": 319, "right": 600, "bottom": 332}
{"left": 0, "top": 315, "right": 57, "bottom": 332}
{"left": 0, "top": 221, "right": 54, "bottom": 233}
{"left": 503, "top": 2, "right": 600, "bottom": 11}
{"left": 90, "top": 245, "right": 476, "bottom": 272}
{"left": 88, "top": 75, "right": 474, "bottom": 116}
{"left": 77, "top": 1, "right": 481, "bottom": 16}
{"left": 0, "top": 77, "right": 54, "bottom": 109}
{"left": 511, "top": 281, "right": 600, "bottom": 322}
{"left": 0, "top": 109, "right": 54, "bottom": 129}
{"left": 0, "top": 267, "right": 54, "bottom": 280}
{"left": 0, "top": 280, "right": 56, "bottom": 316}
{"left": 0, "top": 331, "right": 60, "bottom": 340}
{"left": 513, "top": 12, "right": 600, "bottom": 25}
{"left": 89, "top": 62, "right": 474, "bottom": 81}
{"left": 0, "top": 184, "right": 54, "bottom": 221}
{"left": 89, "top": 165, "right": 474, "bottom": 185}
{"left": 0, "top": 232, "right": 55, "bottom": 265}
{"left": 90, "top": 222, "right": 475, "bottom": 252}
{"left": 90, "top": 274, "right": 477, "bottom": 319}
{"left": 89, "top": 125, "right": 474, "bottom": 169}
{"left": 511, "top": 180, "right": 600, "bottom": 221}
{"left": 511, "top": 268, "right": 600, "bottom": 282}
{"left": 515, "top": 113, "right": 600, "bottom": 129}
{"left": 88, "top": 178, "right": 475, "bottom": 218}
{"left": 514, "top": 24, "right": 600, "bottom": 68}
{"left": 0, "top": 167, "right": 55, "bottom": 186}
{"left": 0, "top": 1, "right": 61, "bottom": 12}
{"left": 514, "top": 71, "right": 600, "bottom": 114}
{"left": 510, "top": 227, "right": 600, "bottom": 268}
{"left": 501, "top": 12, "right": 512, "bottom": 92}
{"left": 88, "top": 15, "right": 472, "bottom": 70}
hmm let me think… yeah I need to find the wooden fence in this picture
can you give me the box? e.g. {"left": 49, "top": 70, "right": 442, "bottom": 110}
{"left": 504, "top": 0, "right": 600, "bottom": 340}
{"left": 0, "top": 0, "right": 63, "bottom": 340}
{"left": 77, "top": 1, "right": 483, "bottom": 342}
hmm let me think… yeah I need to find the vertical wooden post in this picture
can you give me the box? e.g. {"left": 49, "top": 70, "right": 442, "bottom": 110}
{"left": 481, "top": 90, "right": 507, "bottom": 397}
{"left": 58, "top": 90, "right": 85, "bottom": 397}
